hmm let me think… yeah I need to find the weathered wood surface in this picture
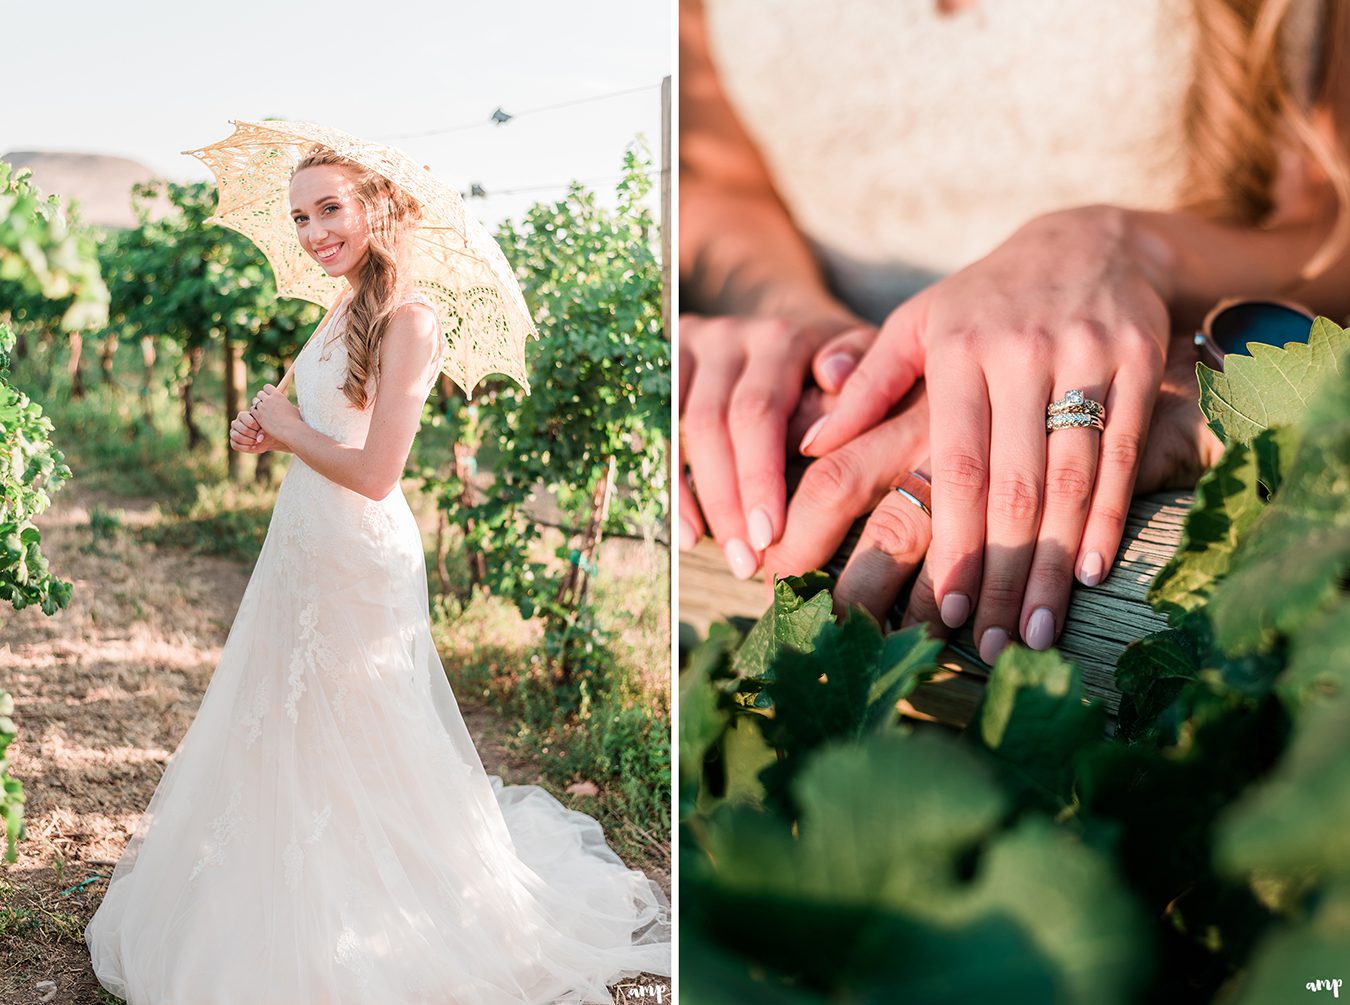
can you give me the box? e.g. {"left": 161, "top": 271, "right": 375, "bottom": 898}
{"left": 678, "top": 492, "right": 1194, "bottom": 727}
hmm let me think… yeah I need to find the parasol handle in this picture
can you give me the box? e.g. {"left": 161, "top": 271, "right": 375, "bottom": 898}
{"left": 275, "top": 356, "right": 300, "bottom": 396}
{"left": 262, "top": 291, "right": 347, "bottom": 401}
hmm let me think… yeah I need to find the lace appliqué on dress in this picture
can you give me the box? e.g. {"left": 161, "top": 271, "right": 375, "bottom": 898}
{"left": 188, "top": 779, "right": 245, "bottom": 883}
{"left": 282, "top": 802, "right": 334, "bottom": 892}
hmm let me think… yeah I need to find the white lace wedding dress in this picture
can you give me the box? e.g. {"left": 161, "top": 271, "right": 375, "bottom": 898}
{"left": 84, "top": 293, "right": 671, "bottom": 1004}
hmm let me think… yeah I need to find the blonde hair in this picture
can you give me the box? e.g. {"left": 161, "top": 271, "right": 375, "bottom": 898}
{"left": 292, "top": 147, "right": 424, "bottom": 410}
{"left": 1183, "top": 0, "right": 1350, "bottom": 279}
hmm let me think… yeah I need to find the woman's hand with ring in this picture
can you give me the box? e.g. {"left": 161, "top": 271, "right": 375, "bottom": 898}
{"left": 230, "top": 409, "right": 288, "bottom": 454}
{"left": 248, "top": 384, "right": 301, "bottom": 451}
{"left": 801, "top": 205, "right": 1170, "bottom": 662}
{"left": 764, "top": 384, "right": 930, "bottom": 621}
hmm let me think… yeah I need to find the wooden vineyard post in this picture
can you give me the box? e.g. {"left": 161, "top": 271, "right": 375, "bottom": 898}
{"left": 224, "top": 334, "right": 246, "bottom": 481}
{"left": 140, "top": 336, "right": 157, "bottom": 425}
{"left": 67, "top": 330, "right": 85, "bottom": 399}
{"left": 557, "top": 455, "right": 618, "bottom": 615}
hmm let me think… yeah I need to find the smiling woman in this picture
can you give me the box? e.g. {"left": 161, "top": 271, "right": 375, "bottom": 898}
{"left": 81, "top": 128, "right": 671, "bottom": 1005}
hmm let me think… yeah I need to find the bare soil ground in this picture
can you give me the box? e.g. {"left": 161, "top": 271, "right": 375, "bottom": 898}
{"left": 0, "top": 486, "right": 669, "bottom": 1004}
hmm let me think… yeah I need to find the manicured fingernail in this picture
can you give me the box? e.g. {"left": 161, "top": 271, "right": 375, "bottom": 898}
{"left": 979, "top": 627, "right": 1010, "bottom": 665}
{"left": 1079, "top": 551, "right": 1104, "bottom": 587}
{"left": 679, "top": 518, "right": 699, "bottom": 551}
{"left": 818, "top": 353, "right": 857, "bottom": 392}
{"left": 940, "top": 592, "right": 971, "bottom": 629}
{"left": 1025, "top": 607, "right": 1056, "bottom": 651}
{"left": 799, "top": 415, "right": 829, "bottom": 453}
{"left": 747, "top": 507, "right": 775, "bottom": 551}
{"left": 724, "top": 539, "right": 758, "bottom": 580}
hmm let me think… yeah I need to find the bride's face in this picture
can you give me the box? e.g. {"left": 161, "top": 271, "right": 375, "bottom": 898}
{"left": 289, "top": 165, "right": 372, "bottom": 280}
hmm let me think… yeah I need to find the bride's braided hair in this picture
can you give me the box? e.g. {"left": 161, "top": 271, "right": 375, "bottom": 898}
{"left": 292, "top": 147, "right": 424, "bottom": 410}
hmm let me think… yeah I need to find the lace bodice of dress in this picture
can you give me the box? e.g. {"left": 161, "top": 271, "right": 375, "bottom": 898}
{"left": 704, "top": 0, "right": 1323, "bottom": 322}
{"left": 294, "top": 289, "right": 443, "bottom": 447}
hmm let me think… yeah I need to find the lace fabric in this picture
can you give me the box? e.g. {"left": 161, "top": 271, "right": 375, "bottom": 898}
{"left": 184, "top": 119, "right": 538, "bottom": 395}
{"left": 84, "top": 293, "right": 670, "bottom": 1003}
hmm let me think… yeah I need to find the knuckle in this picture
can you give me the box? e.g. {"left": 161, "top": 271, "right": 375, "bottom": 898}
{"left": 979, "top": 575, "right": 1027, "bottom": 612}
{"left": 1025, "top": 562, "right": 1072, "bottom": 601}
{"left": 751, "top": 318, "right": 793, "bottom": 342}
{"left": 799, "top": 452, "right": 864, "bottom": 508}
{"left": 681, "top": 404, "right": 727, "bottom": 442}
{"left": 989, "top": 472, "right": 1043, "bottom": 523}
{"left": 1044, "top": 464, "right": 1094, "bottom": 505}
{"left": 728, "top": 386, "right": 781, "bottom": 426}
{"left": 1069, "top": 319, "right": 1111, "bottom": 346}
{"left": 1091, "top": 499, "right": 1130, "bottom": 532}
{"left": 864, "top": 505, "right": 927, "bottom": 560}
{"left": 1103, "top": 431, "right": 1144, "bottom": 473}
{"left": 936, "top": 452, "right": 989, "bottom": 501}
{"left": 1005, "top": 325, "right": 1052, "bottom": 354}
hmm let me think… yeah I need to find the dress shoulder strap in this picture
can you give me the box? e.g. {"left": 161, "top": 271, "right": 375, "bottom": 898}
{"left": 391, "top": 288, "right": 446, "bottom": 387}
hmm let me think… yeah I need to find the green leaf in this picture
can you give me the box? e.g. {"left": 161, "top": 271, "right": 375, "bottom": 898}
{"left": 678, "top": 627, "right": 737, "bottom": 787}
{"left": 1223, "top": 882, "right": 1350, "bottom": 1005}
{"left": 1208, "top": 349, "right": 1350, "bottom": 654}
{"left": 731, "top": 573, "right": 835, "bottom": 682}
{"left": 755, "top": 611, "right": 942, "bottom": 810}
{"left": 969, "top": 646, "right": 1106, "bottom": 808}
{"left": 690, "top": 734, "right": 1147, "bottom": 1004}
{"left": 1197, "top": 316, "right": 1348, "bottom": 446}
{"left": 1149, "top": 435, "right": 1268, "bottom": 624}
{"left": 1216, "top": 704, "right": 1350, "bottom": 879}
{"left": 1114, "top": 621, "right": 1205, "bottom": 739}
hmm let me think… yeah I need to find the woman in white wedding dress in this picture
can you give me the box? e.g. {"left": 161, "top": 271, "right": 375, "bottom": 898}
{"left": 84, "top": 148, "right": 670, "bottom": 1004}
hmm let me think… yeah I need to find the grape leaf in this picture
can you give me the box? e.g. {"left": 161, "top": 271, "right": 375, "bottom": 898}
{"left": 1149, "top": 434, "right": 1268, "bottom": 624}
{"left": 756, "top": 615, "right": 942, "bottom": 809}
{"left": 1208, "top": 350, "right": 1350, "bottom": 654}
{"left": 690, "top": 734, "right": 1147, "bottom": 1004}
{"left": 1114, "top": 620, "right": 1206, "bottom": 739}
{"left": 732, "top": 573, "right": 834, "bottom": 683}
{"left": 1197, "top": 316, "right": 1349, "bottom": 446}
{"left": 678, "top": 623, "right": 739, "bottom": 785}
{"left": 1224, "top": 881, "right": 1350, "bottom": 1005}
{"left": 1217, "top": 700, "right": 1350, "bottom": 879}
{"left": 969, "top": 646, "right": 1106, "bottom": 808}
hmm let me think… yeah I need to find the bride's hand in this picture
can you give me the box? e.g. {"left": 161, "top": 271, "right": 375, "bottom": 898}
{"left": 802, "top": 205, "right": 1170, "bottom": 663}
{"left": 248, "top": 384, "right": 301, "bottom": 449}
{"left": 229, "top": 408, "right": 287, "bottom": 454}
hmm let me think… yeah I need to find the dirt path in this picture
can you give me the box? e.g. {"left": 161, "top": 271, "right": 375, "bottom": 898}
{"left": 0, "top": 486, "right": 670, "bottom": 1004}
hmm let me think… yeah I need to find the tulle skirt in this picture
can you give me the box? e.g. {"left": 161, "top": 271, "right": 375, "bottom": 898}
{"left": 84, "top": 460, "right": 670, "bottom": 1004}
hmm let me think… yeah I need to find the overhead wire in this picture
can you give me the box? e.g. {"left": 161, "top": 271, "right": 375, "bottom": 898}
{"left": 376, "top": 82, "right": 660, "bottom": 141}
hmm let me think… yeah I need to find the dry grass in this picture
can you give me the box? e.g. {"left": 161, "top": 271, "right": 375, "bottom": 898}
{"left": 0, "top": 481, "right": 670, "bottom": 1003}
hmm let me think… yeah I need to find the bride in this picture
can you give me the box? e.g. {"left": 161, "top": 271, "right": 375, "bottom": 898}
{"left": 83, "top": 145, "right": 670, "bottom": 1004}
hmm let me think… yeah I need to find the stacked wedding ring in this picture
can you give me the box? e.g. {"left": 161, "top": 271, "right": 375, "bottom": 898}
{"left": 1045, "top": 389, "right": 1106, "bottom": 432}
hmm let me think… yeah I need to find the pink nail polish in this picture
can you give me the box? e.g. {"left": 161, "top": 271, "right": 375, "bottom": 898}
{"left": 799, "top": 415, "right": 829, "bottom": 453}
{"left": 940, "top": 593, "right": 971, "bottom": 629}
{"left": 979, "top": 627, "right": 1010, "bottom": 665}
{"left": 1080, "top": 551, "right": 1105, "bottom": 587}
{"left": 723, "top": 539, "right": 758, "bottom": 580}
{"left": 679, "top": 519, "right": 699, "bottom": 552}
{"left": 747, "top": 508, "right": 775, "bottom": 551}
{"left": 1025, "top": 608, "right": 1055, "bottom": 651}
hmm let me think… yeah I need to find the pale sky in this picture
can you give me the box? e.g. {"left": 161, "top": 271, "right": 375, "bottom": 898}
{"left": 3, "top": 0, "right": 671, "bottom": 229}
